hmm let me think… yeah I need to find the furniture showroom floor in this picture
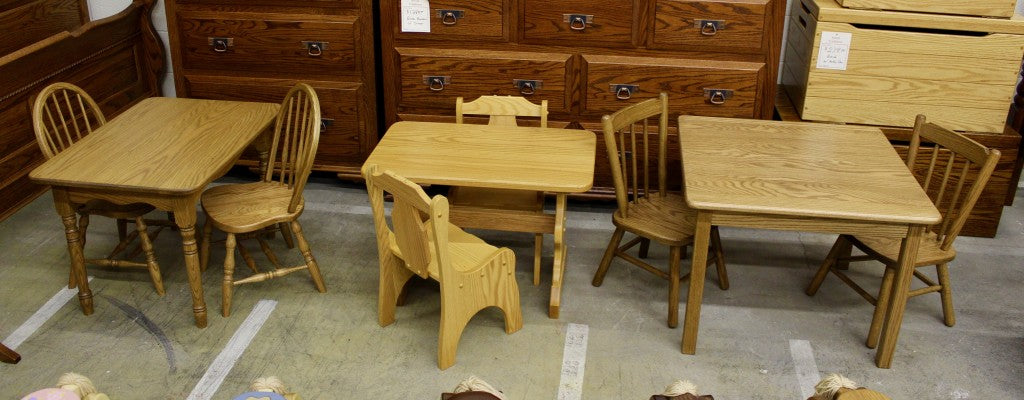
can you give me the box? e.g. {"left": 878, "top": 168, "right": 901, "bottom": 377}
{"left": 2, "top": 171, "right": 1021, "bottom": 399}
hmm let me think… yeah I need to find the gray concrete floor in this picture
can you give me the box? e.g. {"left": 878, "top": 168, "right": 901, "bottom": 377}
{"left": 1, "top": 172, "right": 1021, "bottom": 399}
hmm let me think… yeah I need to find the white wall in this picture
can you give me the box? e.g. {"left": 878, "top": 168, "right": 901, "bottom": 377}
{"left": 88, "top": 0, "right": 175, "bottom": 97}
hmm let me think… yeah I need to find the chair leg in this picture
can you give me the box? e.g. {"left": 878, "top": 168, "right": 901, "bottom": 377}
{"left": 292, "top": 221, "right": 326, "bottom": 293}
{"left": 593, "top": 227, "right": 625, "bottom": 287}
{"left": 835, "top": 239, "right": 853, "bottom": 270}
{"left": 134, "top": 217, "right": 164, "bottom": 296}
{"left": 279, "top": 222, "right": 295, "bottom": 249}
{"left": 937, "top": 263, "right": 955, "bottom": 327}
{"left": 639, "top": 238, "right": 651, "bottom": 258}
{"left": 867, "top": 268, "right": 895, "bottom": 349}
{"left": 79, "top": 214, "right": 90, "bottom": 247}
{"left": 711, "top": 227, "right": 729, "bottom": 290}
{"left": 222, "top": 233, "right": 237, "bottom": 317}
{"left": 378, "top": 253, "right": 414, "bottom": 327}
{"left": 496, "top": 249, "right": 523, "bottom": 334}
{"left": 807, "top": 236, "right": 848, "bottom": 296}
{"left": 533, "top": 233, "right": 543, "bottom": 286}
{"left": 200, "top": 223, "right": 213, "bottom": 273}
{"left": 438, "top": 307, "right": 473, "bottom": 370}
{"left": 668, "top": 246, "right": 682, "bottom": 329}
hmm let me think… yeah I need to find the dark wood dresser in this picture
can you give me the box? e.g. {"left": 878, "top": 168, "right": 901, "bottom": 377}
{"left": 163, "top": 0, "right": 378, "bottom": 179}
{"left": 379, "top": 0, "right": 787, "bottom": 195}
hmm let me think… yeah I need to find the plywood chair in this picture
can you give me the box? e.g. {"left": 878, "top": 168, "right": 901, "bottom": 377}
{"left": 592, "top": 93, "right": 728, "bottom": 328}
{"left": 452, "top": 95, "right": 549, "bottom": 285}
{"left": 199, "top": 83, "right": 326, "bottom": 317}
{"left": 364, "top": 164, "right": 522, "bottom": 370}
{"left": 807, "top": 115, "right": 1000, "bottom": 348}
{"left": 32, "top": 82, "right": 171, "bottom": 295}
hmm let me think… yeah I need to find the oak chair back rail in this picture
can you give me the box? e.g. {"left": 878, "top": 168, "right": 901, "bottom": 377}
{"left": 807, "top": 114, "right": 1000, "bottom": 347}
{"left": 363, "top": 164, "right": 523, "bottom": 370}
{"left": 455, "top": 95, "right": 548, "bottom": 127}
{"left": 592, "top": 92, "right": 728, "bottom": 329}
{"left": 31, "top": 82, "right": 168, "bottom": 295}
{"left": 199, "top": 83, "right": 326, "bottom": 317}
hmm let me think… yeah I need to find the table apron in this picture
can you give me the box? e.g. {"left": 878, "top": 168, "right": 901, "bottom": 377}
{"left": 65, "top": 188, "right": 199, "bottom": 215}
{"left": 449, "top": 205, "right": 556, "bottom": 234}
{"left": 709, "top": 211, "right": 911, "bottom": 237}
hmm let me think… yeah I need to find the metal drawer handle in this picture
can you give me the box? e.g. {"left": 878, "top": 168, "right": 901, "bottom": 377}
{"left": 704, "top": 88, "right": 733, "bottom": 105}
{"left": 563, "top": 14, "right": 593, "bottom": 31}
{"left": 424, "top": 75, "right": 451, "bottom": 91}
{"left": 438, "top": 9, "right": 465, "bottom": 25}
{"left": 320, "top": 118, "right": 334, "bottom": 131}
{"left": 208, "top": 37, "right": 233, "bottom": 53}
{"left": 611, "top": 84, "right": 639, "bottom": 100}
{"left": 514, "top": 79, "right": 542, "bottom": 95}
{"left": 302, "top": 41, "right": 328, "bottom": 57}
{"left": 697, "top": 20, "right": 724, "bottom": 36}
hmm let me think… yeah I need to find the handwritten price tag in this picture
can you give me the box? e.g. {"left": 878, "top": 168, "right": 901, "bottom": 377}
{"left": 816, "top": 31, "right": 852, "bottom": 71}
{"left": 401, "top": 0, "right": 431, "bottom": 33}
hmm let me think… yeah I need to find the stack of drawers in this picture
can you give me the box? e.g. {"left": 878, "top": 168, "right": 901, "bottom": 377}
{"left": 164, "top": 0, "right": 378, "bottom": 179}
{"left": 379, "top": 0, "right": 787, "bottom": 195}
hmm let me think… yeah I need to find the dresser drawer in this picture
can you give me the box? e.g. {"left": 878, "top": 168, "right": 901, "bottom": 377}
{"left": 652, "top": 0, "right": 770, "bottom": 53}
{"left": 522, "top": 0, "right": 636, "bottom": 46}
{"left": 175, "top": 0, "right": 357, "bottom": 7}
{"left": 176, "top": 12, "right": 359, "bottom": 77}
{"left": 393, "top": 0, "right": 507, "bottom": 41}
{"left": 583, "top": 55, "right": 764, "bottom": 117}
{"left": 181, "top": 75, "right": 369, "bottom": 167}
{"left": 395, "top": 48, "right": 572, "bottom": 113}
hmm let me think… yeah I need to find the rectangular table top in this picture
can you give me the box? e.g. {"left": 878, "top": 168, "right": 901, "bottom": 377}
{"left": 364, "top": 121, "right": 596, "bottom": 193}
{"left": 678, "top": 116, "right": 941, "bottom": 226}
{"left": 30, "top": 97, "right": 280, "bottom": 195}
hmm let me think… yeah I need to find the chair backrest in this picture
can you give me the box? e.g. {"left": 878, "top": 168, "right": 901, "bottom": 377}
{"left": 32, "top": 82, "right": 107, "bottom": 159}
{"left": 363, "top": 164, "right": 452, "bottom": 282}
{"left": 455, "top": 95, "right": 548, "bottom": 127}
{"left": 907, "top": 115, "right": 1000, "bottom": 250}
{"left": 265, "top": 83, "right": 322, "bottom": 213}
{"left": 602, "top": 93, "right": 670, "bottom": 216}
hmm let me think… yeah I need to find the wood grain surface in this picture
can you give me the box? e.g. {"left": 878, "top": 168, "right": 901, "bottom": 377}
{"left": 836, "top": 0, "right": 1015, "bottom": 18}
{"left": 811, "top": 0, "right": 1024, "bottom": 33}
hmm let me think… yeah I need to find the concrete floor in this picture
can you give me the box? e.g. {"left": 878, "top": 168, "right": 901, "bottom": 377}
{"left": 1, "top": 172, "right": 1021, "bottom": 399}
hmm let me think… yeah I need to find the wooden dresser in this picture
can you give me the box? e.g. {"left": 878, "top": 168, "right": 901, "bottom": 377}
{"left": 380, "top": 0, "right": 787, "bottom": 195}
{"left": 163, "top": 0, "right": 377, "bottom": 179}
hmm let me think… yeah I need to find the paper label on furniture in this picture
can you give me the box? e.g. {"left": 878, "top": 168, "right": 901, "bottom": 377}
{"left": 401, "top": 0, "right": 431, "bottom": 33}
{"left": 816, "top": 31, "right": 852, "bottom": 71}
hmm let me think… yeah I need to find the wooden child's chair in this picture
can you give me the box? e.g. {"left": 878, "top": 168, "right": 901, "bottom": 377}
{"left": 364, "top": 164, "right": 523, "bottom": 370}
{"left": 199, "top": 83, "right": 327, "bottom": 317}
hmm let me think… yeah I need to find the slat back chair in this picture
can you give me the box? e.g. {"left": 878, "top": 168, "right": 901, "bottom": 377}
{"left": 32, "top": 82, "right": 167, "bottom": 295}
{"left": 364, "top": 164, "right": 522, "bottom": 370}
{"left": 451, "top": 95, "right": 549, "bottom": 285}
{"left": 591, "top": 93, "right": 729, "bottom": 328}
{"left": 807, "top": 114, "right": 1000, "bottom": 348}
{"left": 199, "top": 83, "right": 326, "bottom": 317}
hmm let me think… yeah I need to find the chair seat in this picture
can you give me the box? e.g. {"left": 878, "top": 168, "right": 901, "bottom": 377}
{"left": 201, "top": 182, "right": 300, "bottom": 233}
{"left": 849, "top": 232, "right": 957, "bottom": 267}
{"left": 448, "top": 187, "right": 543, "bottom": 211}
{"left": 612, "top": 193, "right": 697, "bottom": 246}
{"left": 388, "top": 221, "right": 501, "bottom": 279}
{"left": 79, "top": 200, "right": 154, "bottom": 219}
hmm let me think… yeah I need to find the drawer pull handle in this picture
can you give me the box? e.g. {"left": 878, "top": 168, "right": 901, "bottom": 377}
{"left": 514, "top": 79, "right": 542, "bottom": 95}
{"left": 208, "top": 37, "right": 233, "bottom": 53}
{"left": 563, "top": 14, "right": 593, "bottom": 31}
{"left": 320, "top": 118, "right": 334, "bottom": 131}
{"left": 302, "top": 41, "right": 328, "bottom": 57}
{"left": 697, "top": 20, "right": 724, "bottom": 36}
{"left": 704, "top": 88, "right": 733, "bottom": 105}
{"left": 438, "top": 9, "right": 465, "bottom": 25}
{"left": 424, "top": 75, "right": 451, "bottom": 91}
{"left": 611, "top": 84, "right": 639, "bottom": 100}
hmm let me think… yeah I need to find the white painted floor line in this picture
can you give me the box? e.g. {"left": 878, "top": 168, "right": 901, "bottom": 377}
{"left": 186, "top": 299, "right": 277, "bottom": 400}
{"left": 3, "top": 277, "right": 93, "bottom": 350}
{"left": 556, "top": 323, "right": 589, "bottom": 400}
{"left": 789, "top": 339, "right": 821, "bottom": 400}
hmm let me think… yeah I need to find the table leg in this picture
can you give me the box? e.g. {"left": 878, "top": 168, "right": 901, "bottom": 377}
{"left": 874, "top": 224, "right": 924, "bottom": 368}
{"left": 681, "top": 211, "right": 712, "bottom": 354}
{"left": 173, "top": 203, "right": 207, "bottom": 328}
{"left": 253, "top": 127, "right": 273, "bottom": 179}
{"left": 52, "top": 189, "right": 92, "bottom": 315}
{"left": 548, "top": 194, "right": 568, "bottom": 318}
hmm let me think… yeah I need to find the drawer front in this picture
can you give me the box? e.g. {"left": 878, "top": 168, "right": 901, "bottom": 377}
{"left": 396, "top": 48, "right": 572, "bottom": 114}
{"left": 522, "top": 0, "right": 636, "bottom": 46}
{"left": 176, "top": 12, "right": 359, "bottom": 77}
{"left": 175, "top": 0, "right": 358, "bottom": 7}
{"left": 652, "top": 0, "right": 769, "bottom": 52}
{"left": 583, "top": 55, "right": 764, "bottom": 117}
{"left": 394, "top": 0, "right": 507, "bottom": 41}
{"left": 182, "top": 75, "right": 369, "bottom": 168}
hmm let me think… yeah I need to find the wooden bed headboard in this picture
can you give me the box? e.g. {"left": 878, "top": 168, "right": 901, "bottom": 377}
{"left": 0, "top": 0, "right": 164, "bottom": 221}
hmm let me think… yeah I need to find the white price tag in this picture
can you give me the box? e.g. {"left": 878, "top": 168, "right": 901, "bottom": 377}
{"left": 401, "top": 0, "right": 431, "bottom": 33}
{"left": 816, "top": 31, "right": 852, "bottom": 71}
